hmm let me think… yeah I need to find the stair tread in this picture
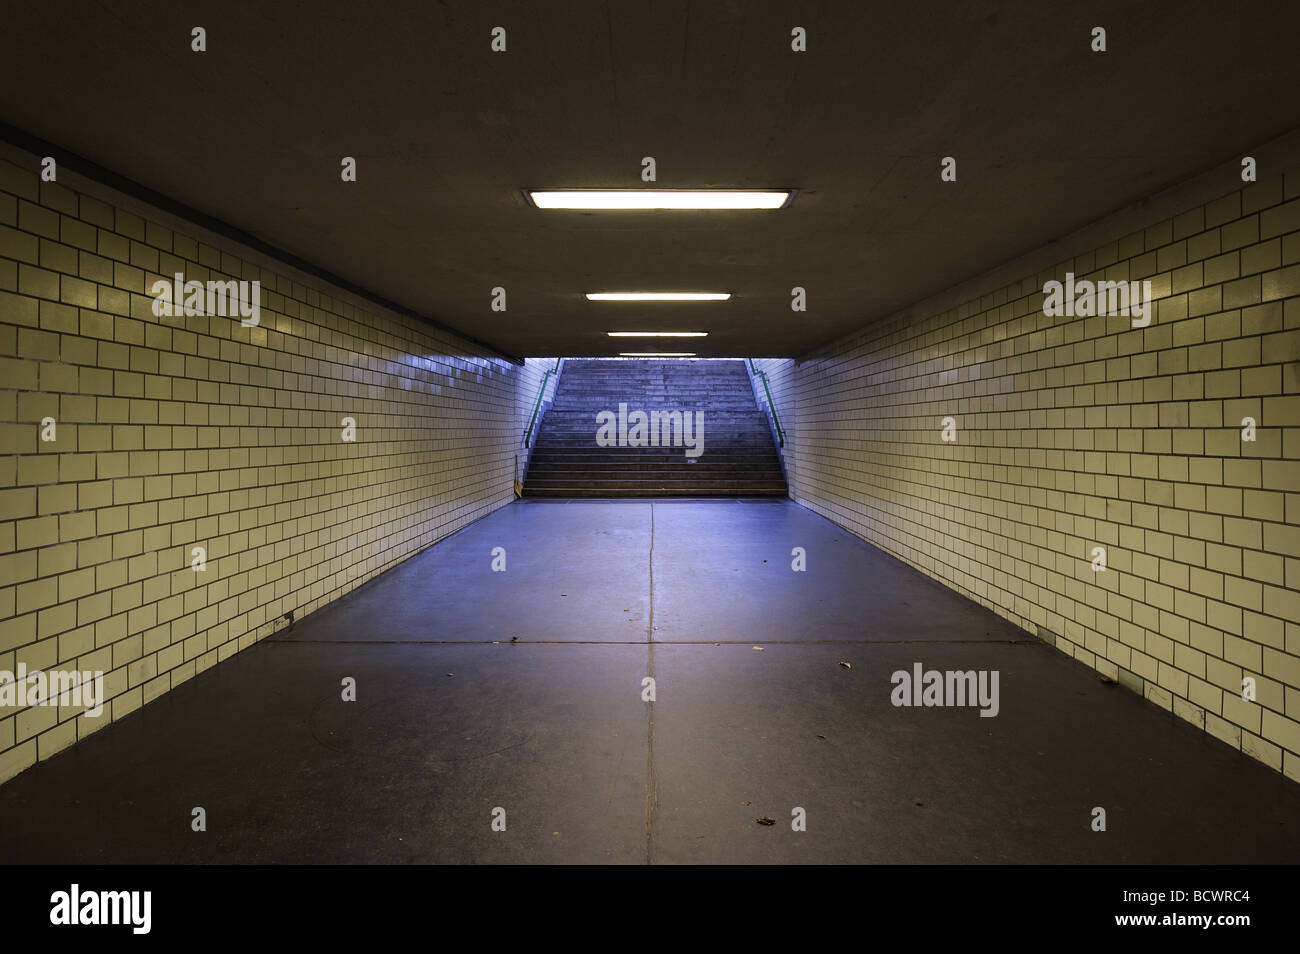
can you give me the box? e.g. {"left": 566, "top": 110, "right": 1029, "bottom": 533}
{"left": 525, "top": 359, "right": 786, "bottom": 498}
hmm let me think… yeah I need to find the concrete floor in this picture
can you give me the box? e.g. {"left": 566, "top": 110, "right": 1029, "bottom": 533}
{"left": 1, "top": 499, "right": 1297, "bottom": 864}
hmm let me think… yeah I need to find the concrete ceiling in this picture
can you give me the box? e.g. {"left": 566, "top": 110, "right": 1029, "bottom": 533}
{"left": 3, "top": 1, "right": 1299, "bottom": 359}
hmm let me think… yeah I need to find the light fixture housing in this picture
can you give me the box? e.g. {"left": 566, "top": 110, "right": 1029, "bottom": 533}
{"left": 526, "top": 190, "right": 794, "bottom": 210}
{"left": 618, "top": 352, "right": 697, "bottom": 357}
{"left": 587, "top": 292, "right": 730, "bottom": 302}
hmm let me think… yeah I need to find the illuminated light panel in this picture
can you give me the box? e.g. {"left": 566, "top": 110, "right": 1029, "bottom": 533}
{"left": 618, "top": 352, "right": 697, "bottom": 357}
{"left": 527, "top": 190, "right": 793, "bottom": 210}
{"left": 586, "top": 292, "right": 730, "bottom": 301}
{"left": 606, "top": 332, "right": 708, "bottom": 337}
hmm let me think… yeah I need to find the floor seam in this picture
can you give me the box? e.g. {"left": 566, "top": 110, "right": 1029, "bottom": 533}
{"left": 267, "top": 638, "right": 1039, "bottom": 646}
{"left": 645, "top": 501, "right": 657, "bottom": 866}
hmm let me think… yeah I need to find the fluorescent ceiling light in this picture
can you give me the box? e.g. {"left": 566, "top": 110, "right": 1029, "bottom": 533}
{"left": 587, "top": 292, "right": 730, "bottom": 301}
{"left": 606, "top": 331, "right": 708, "bottom": 337}
{"left": 619, "top": 352, "right": 697, "bottom": 357}
{"left": 528, "top": 190, "right": 793, "bottom": 210}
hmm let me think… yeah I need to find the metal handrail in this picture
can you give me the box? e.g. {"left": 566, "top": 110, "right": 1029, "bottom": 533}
{"left": 746, "top": 358, "right": 784, "bottom": 447}
{"left": 524, "top": 359, "right": 562, "bottom": 447}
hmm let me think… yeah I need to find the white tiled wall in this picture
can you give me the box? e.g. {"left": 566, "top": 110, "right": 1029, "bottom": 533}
{"left": 0, "top": 156, "right": 553, "bottom": 783}
{"left": 755, "top": 167, "right": 1300, "bottom": 780}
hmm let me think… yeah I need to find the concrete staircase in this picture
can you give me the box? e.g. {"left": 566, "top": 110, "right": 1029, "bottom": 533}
{"left": 524, "top": 359, "right": 787, "bottom": 497}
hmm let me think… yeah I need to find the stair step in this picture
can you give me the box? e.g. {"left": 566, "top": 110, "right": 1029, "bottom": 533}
{"left": 529, "top": 470, "right": 781, "bottom": 475}
{"left": 524, "top": 490, "right": 788, "bottom": 498}
{"left": 525, "top": 359, "right": 786, "bottom": 498}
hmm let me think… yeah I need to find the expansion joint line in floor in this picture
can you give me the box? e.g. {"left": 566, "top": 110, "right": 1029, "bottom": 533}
{"left": 645, "top": 500, "right": 657, "bottom": 866}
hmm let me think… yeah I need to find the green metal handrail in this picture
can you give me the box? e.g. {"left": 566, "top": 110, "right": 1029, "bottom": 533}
{"left": 747, "top": 358, "right": 784, "bottom": 447}
{"left": 524, "top": 359, "right": 562, "bottom": 447}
